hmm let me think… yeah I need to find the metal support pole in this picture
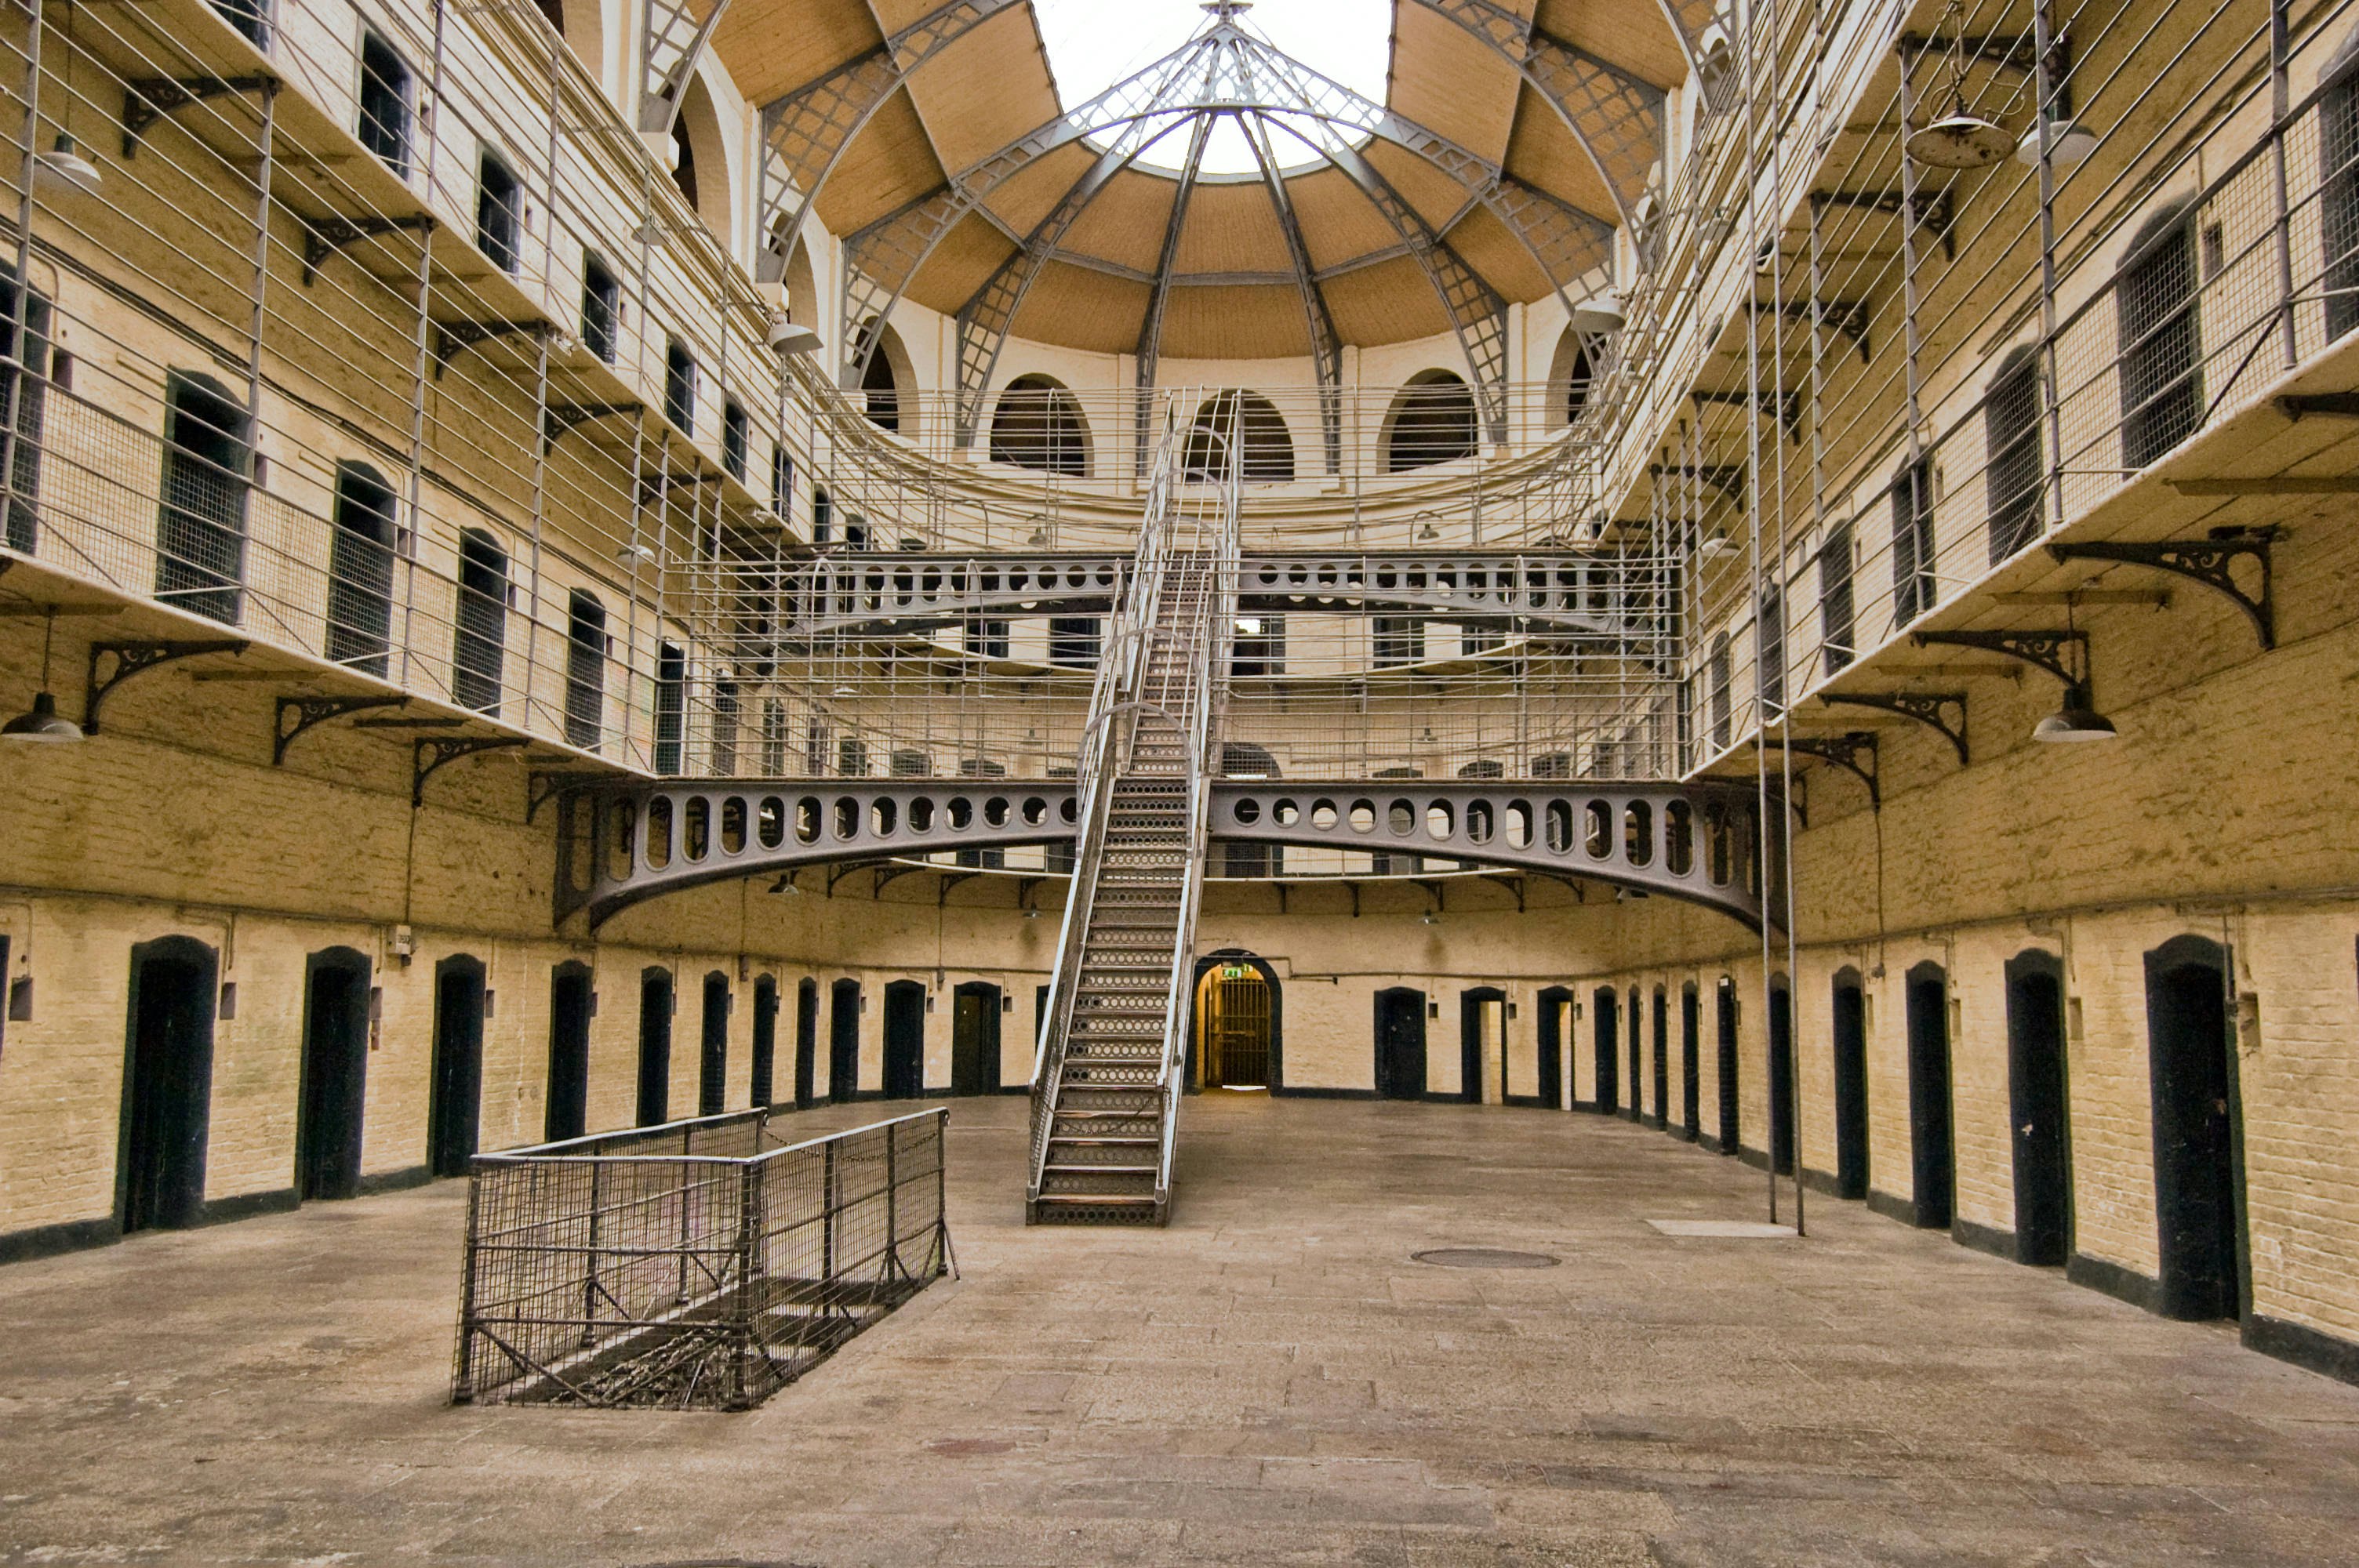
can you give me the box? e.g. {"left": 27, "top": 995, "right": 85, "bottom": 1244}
{"left": 1768, "top": 0, "right": 1802, "bottom": 1241}
{"left": 2270, "top": 0, "right": 2296, "bottom": 368}
{"left": 1739, "top": 0, "right": 1776, "bottom": 1227}
{"left": 581, "top": 1160, "right": 602, "bottom": 1347}
{"left": 398, "top": 0, "right": 449, "bottom": 689}
{"left": 1, "top": 0, "right": 45, "bottom": 546}
{"left": 2030, "top": 2, "right": 2067, "bottom": 537}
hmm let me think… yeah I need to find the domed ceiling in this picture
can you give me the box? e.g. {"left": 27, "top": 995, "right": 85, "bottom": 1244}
{"left": 708, "top": 0, "right": 1718, "bottom": 430}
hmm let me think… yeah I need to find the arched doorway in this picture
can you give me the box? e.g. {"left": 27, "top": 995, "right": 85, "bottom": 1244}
{"left": 952, "top": 982, "right": 1002, "bottom": 1094}
{"left": 1767, "top": 978, "right": 1794, "bottom": 1175}
{"left": 883, "top": 980, "right": 926, "bottom": 1098}
{"left": 1650, "top": 985, "right": 1670, "bottom": 1130}
{"left": 697, "top": 971, "right": 730, "bottom": 1116}
{"left": 2005, "top": 949, "right": 2071, "bottom": 1266}
{"left": 1679, "top": 982, "right": 1701, "bottom": 1138}
{"left": 1535, "top": 986, "right": 1572, "bottom": 1110}
{"left": 1373, "top": 987, "right": 1425, "bottom": 1098}
{"left": 794, "top": 978, "right": 819, "bottom": 1107}
{"left": 636, "top": 966, "right": 673, "bottom": 1127}
{"left": 750, "top": 977, "right": 779, "bottom": 1109}
{"left": 1194, "top": 953, "right": 1278, "bottom": 1091}
{"left": 545, "top": 961, "right": 591, "bottom": 1142}
{"left": 429, "top": 956, "right": 486, "bottom": 1176}
{"left": 2144, "top": 935, "right": 2243, "bottom": 1319}
{"left": 1591, "top": 986, "right": 1619, "bottom": 1115}
{"left": 1904, "top": 961, "right": 1954, "bottom": 1228}
{"left": 1831, "top": 967, "right": 1869, "bottom": 1200}
{"left": 830, "top": 978, "right": 862, "bottom": 1100}
{"left": 1459, "top": 986, "right": 1504, "bottom": 1105}
{"left": 1383, "top": 371, "right": 1478, "bottom": 472}
{"left": 119, "top": 935, "right": 218, "bottom": 1232}
{"left": 1715, "top": 978, "right": 1739, "bottom": 1152}
{"left": 296, "top": 946, "right": 371, "bottom": 1200}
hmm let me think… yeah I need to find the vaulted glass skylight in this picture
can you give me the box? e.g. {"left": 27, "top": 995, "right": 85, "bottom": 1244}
{"left": 1033, "top": 0, "right": 1392, "bottom": 176}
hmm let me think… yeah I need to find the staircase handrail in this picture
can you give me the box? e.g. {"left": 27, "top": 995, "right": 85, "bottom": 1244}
{"left": 1026, "top": 397, "right": 1189, "bottom": 1204}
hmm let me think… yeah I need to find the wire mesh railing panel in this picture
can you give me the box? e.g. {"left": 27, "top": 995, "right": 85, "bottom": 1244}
{"left": 453, "top": 1109, "right": 949, "bottom": 1410}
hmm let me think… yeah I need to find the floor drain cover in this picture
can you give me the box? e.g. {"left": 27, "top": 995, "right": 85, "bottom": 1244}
{"left": 1412, "top": 1247, "right": 1560, "bottom": 1269}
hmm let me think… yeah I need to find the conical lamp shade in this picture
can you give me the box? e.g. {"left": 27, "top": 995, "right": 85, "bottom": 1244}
{"left": 1, "top": 690, "right": 85, "bottom": 742}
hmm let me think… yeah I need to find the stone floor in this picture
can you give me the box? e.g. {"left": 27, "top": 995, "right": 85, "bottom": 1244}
{"left": 4, "top": 1095, "right": 2357, "bottom": 1566}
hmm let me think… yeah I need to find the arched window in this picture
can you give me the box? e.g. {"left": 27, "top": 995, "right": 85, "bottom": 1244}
{"left": 564, "top": 589, "right": 605, "bottom": 750}
{"left": 1550, "top": 328, "right": 1594, "bottom": 426}
{"left": 1183, "top": 390, "right": 1292, "bottom": 482}
{"left": 2118, "top": 202, "right": 2203, "bottom": 470}
{"left": 326, "top": 462, "right": 396, "bottom": 675}
{"left": 1890, "top": 456, "right": 1933, "bottom": 625}
{"left": 1984, "top": 346, "right": 2044, "bottom": 564}
{"left": 453, "top": 528, "right": 507, "bottom": 713}
{"left": 990, "top": 374, "right": 1091, "bottom": 476}
{"left": 854, "top": 321, "right": 912, "bottom": 436}
{"left": 1383, "top": 371, "right": 1478, "bottom": 473}
{"left": 156, "top": 370, "right": 250, "bottom": 625}
{"left": 2323, "top": 29, "right": 2359, "bottom": 339}
{"left": 475, "top": 152, "right": 521, "bottom": 274}
{"left": 663, "top": 336, "right": 696, "bottom": 433}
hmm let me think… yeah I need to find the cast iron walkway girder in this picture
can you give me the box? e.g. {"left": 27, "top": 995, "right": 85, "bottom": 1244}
{"left": 838, "top": 16, "right": 1614, "bottom": 432}
{"left": 775, "top": 551, "right": 1659, "bottom": 640}
{"left": 551, "top": 778, "right": 1770, "bottom": 932}
{"left": 754, "top": 0, "right": 1029, "bottom": 279}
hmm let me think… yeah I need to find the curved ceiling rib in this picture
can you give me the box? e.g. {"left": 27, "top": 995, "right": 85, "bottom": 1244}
{"left": 640, "top": 0, "right": 737, "bottom": 134}
{"left": 1131, "top": 113, "right": 1219, "bottom": 471}
{"left": 752, "top": 0, "right": 1023, "bottom": 282}
{"left": 1402, "top": 0, "right": 1668, "bottom": 227}
{"left": 1239, "top": 110, "right": 1343, "bottom": 476}
{"left": 1658, "top": 0, "right": 1738, "bottom": 111}
{"left": 838, "top": 6, "right": 1621, "bottom": 439}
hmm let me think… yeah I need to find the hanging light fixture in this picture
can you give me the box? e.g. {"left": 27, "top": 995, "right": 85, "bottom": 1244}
{"left": 2, "top": 609, "right": 85, "bottom": 742}
{"left": 1569, "top": 290, "right": 1627, "bottom": 334}
{"left": 1905, "top": 0, "right": 2013, "bottom": 169}
{"left": 2032, "top": 602, "right": 2118, "bottom": 742}
{"left": 38, "top": 1, "right": 102, "bottom": 196}
{"left": 765, "top": 315, "right": 822, "bottom": 357}
{"left": 2015, "top": 118, "right": 2097, "bottom": 168}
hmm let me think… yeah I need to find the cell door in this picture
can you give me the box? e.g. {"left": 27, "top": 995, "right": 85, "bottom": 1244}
{"left": 952, "top": 983, "right": 1002, "bottom": 1095}
{"left": 830, "top": 980, "right": 861, "bottom": 1101}
{"left": 120, "top": 938, "right": 218, "bottom": 1232}
{"left": 2145, "top": 938, "right": 2242, "bottom": 1319}
{"left": 297, "top": 950, "right": 370, "bottom": 1200}
{"left": 1831, "top": 974, "right": 1869, "bottom": 1200}
{"left": 429, "top": 958, "right": 486, "bottom": 1177}
{"left": 1904, "top": 964, "right": 1954, "bottom": 1227}
{"left": 1374, "top": 989, "right": 1425, "bottom": 1100}
{"left": 1207, "top": 968, "right": 1270, "bottom": 1088}
{"left": 794, "top": 980, "right": 818, "bottom": 1108}
{"left": 883, "top": 982, "right": 925, "bottom": 1099}
{"left": 2006, "top": 953, "right": 2071, "bottom": 1267}
{"left": 545, "top": 964, "right": 591, "bottom": 1142}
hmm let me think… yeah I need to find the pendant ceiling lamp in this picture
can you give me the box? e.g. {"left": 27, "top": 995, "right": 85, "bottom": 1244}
{"left": 2, "top": 608, "right": 85, "bottom": 742}
{"left": 2030, "top": 601, "right": 2119, "bottom": 743}
{"left": 1906, "top": 0, "right": 2012, "bottom": 170}
{"left": 38, "top": 1, "right": 103, "bottom": 197}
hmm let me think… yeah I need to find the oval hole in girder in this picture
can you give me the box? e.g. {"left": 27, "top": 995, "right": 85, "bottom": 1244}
{"left": 796, "top": 797, "right": 820, "bottom": 844}
{"left": 1584, "top": 800, "right": 1611, "bottom": 859}
{"left": 646, "top": 797, "right": 674, "bottom": 870}
{"left": 1426, "top": 800, "right": 1455, "bottom": 841}
{"left": 757, "top": 796, "right": 785, "bottom": 850}
{"left": 1625, "top": 801, "right": 1654, "bottom": 867}
{"left": 721, "top": 797, "right": 747, "bottom": 855}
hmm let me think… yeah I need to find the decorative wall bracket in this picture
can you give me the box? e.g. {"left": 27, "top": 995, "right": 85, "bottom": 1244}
{"left": 121, "top": 74, "right": 275, "bottom": 158}
{"left": 1750, "top": 297, "right": 1871, "bottom": 363}
{"left": 2048, "top": 528, "right": 2275, "bottom": 649}
{"left": 1691, "top": 387, "right": 1802, "bottom": 444}
{"left": 1912, "top": 629, "right": 2083, "bottom": 684}
{"left": 432, "top": 320, "right": 547, "bottom": 380}
{"left": 1809, "top": 187, "right": 1956, "bottom": 263}
{"left": 543, "top": 401, "right": 640, "bottom": 453}
{"left": 300, "top": 213, "right": 437, "bottom": 286}
{"left": 1764, "top": 730, "right": 1880, "bottom": 811}
{"left": 528, "top": 769, "right": 603, "bottom": 824}
{"left": 1647, "top": 463, "right": 1747, "bottom": 505}
{"left": 274, "top": 694, "right": 407, "bottom": 766}
{"left": 84, "top": 638, "right": 249, "bottom": 732}
{"left": 1819, "top": 691, "right": 1968, "bottom": 766}
{"left": 413, "top": 736, "right": 526, "bottom": 808}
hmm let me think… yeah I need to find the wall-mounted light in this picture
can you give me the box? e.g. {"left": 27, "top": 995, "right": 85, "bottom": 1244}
{"left": 2, "top": 611, "right": 85, "bottom": 743}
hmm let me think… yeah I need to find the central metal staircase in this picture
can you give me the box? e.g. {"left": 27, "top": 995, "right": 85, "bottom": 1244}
{"left": 1026, "top": 405, "right": 1241, "bottom": 1225}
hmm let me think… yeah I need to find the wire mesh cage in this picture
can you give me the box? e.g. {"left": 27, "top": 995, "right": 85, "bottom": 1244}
{"left": 452, "top": 1106, "right": 951, "bottom": 1410}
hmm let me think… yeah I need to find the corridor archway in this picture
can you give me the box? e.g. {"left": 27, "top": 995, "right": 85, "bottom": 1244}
{"left": 1192, "top": 952, "right": 1279, "bottom": 1091}
{"left": 1459, "top": 986, "right": 1505, "bottom": 1105}
{"left": 118, "top": 935, "right": 219, "bottom": 1232}
{"left": 2143, "top": 935, "right": 2243, "bottom": 1319}
{"left": 296, "top": 947, "right": 371, "bottom": 1200}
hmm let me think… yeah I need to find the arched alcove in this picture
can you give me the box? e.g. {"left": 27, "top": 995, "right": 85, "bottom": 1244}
{"left": 990, "top": 374, "right": 1092, "bottom": 476}
{"left": 1548, "top": 328, "right": 1594, "bottom": 426}
{"left": 1383, "top": 370, "right": 1478, "bottom": 473}
{"left": 855, "top": 319, "right": 916, "bottom": 437}
{"left": 1183, "top": 390, "right": 1292, "bottom": 482}
{"left": 669, "top": 75, "right": 732, "bottom": 238}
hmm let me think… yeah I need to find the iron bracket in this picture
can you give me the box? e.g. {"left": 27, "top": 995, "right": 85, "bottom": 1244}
{"left": 528, "top": 769, "right": 602, "bottom": 824}
{"left": 2047, "top": 528, "right": 2275, "bottom": 650}
{"left": 1764, "top": 730, "right": 1880, "bottom": 811}
{"left": 827, "top": 859, "right": 886, "bottom": 897}
{"left": 1819, "top": 691, "right": 1968, "bottom": 767}
{"left": 300, "top": 212, "right": 437, "bottom": 286}
{"left": 85, "top": 638, "right": 248, "bottom": 731}
{"left": 1809, "top": 187, "right": 1955, "bottom": 262}
{"left": 432, "top": 319, "right": 547, "bottom": 380}
{"left": 121, "top": 74, "right": 276, "bottom": 158}
{"left": 1753, "top": 297, "right": 1872, "bottom": 363}
{"left": 413, "top": 736, "right": 526, "bottom": 808}
{"left": 1647, "top": 462, "right": 1747, "bottom": 505}
{"left": 274, "top": 693, "right": 406, "bottom": 765}
{"left": 1912, "top": 629, "right": 2082, "bottom": 684}
{"left": 1895, "top": 30, "right": 2038, "bottom": 71}
{"left": 2276, "top": 392, "right": 2359, "bottom": 419}
{"left": 543, "top": 401, "right": 640, "bottom": 453}
{"left": 1691, "top": 387, "right": 1802, "bottom": 445}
